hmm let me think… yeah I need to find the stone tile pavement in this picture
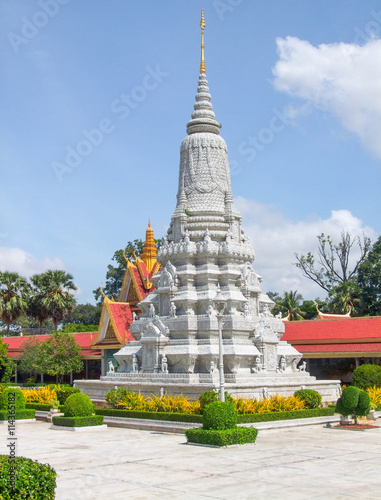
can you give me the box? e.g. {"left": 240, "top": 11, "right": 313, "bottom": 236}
{"left": 1, "top": 421, "right": 381, "bottom": 499}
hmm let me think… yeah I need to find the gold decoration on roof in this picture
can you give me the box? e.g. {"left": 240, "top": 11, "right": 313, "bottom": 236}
{"left": 200, "top": 9, "right": 205, "bottom": 74}
{"left": 140, "top": 219, "right": 157, "bottom": 274}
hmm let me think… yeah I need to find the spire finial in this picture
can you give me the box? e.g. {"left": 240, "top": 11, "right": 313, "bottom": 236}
{"left": 140, "top": 220, "right": 157, "bottom": 273}
{"left": 200, "top": 9, "right": 205, "bottom": 74}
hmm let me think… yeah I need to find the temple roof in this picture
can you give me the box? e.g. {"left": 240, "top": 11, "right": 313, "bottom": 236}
{"left": 282, "top": 316, "right": 381, "bottom": 357}
{"left": 5, "top": 332, "right": 100, "bottom": 358}
{"left": 93, "top": 221, "right": 160, "bottom": 348}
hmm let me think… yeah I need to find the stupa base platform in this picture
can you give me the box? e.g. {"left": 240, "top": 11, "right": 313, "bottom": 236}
{"left": 75, "top": 374, "right": 341, "bottom": 403}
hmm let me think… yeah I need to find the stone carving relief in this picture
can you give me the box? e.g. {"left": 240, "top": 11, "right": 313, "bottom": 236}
{"left": 132, "top": 354, "right": 139, "bottom": 373}
{"left": 161, "top": 354, "right": 168, "bottom": 374}
{"left": 240, "top": 262, "right": 261, "bottom": 290}
{"left": 169, "top": 302, "right": 177, "bottom": 318}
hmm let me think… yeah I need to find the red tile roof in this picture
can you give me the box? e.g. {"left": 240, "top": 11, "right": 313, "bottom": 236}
{"left": 3, "top": 332, "right": 100, "bottom": 358}
{"left": 107, "top": 302, "right": 135, "bottom": 344}
{"left": 293, "top": 343, "right": 381, "bottom": 354}
{"left": 282, "top": 317, "right": 381, "bottom": 343}
{"left": 282, "top": 317, "right": 381, "bottom": 356}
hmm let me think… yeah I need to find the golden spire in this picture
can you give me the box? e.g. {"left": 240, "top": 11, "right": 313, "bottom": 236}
{"left": 200, "top": 9, "right": 205, "bottom": 74}
{"left": 140, "top": 219, "right": 157, "bottom": 273}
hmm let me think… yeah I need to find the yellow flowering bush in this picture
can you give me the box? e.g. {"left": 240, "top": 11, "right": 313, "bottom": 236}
{"left": 366, "top": 386, "right": 381, "bottom": 406}
{"left": 114, "top": 389, "right": 306, "bottom": 415}
{"left": 117, "top": 392, "right": 200, "bottom": 414}
{"left": 233, "top": 394, "right": 306, "bottom": 414}
{"left": 21, "top": 387, "right": 57, "bottom": 404}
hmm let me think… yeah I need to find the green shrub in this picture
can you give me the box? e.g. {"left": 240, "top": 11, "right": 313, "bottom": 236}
{"left": 0, "top": 454, "right": 56, "bottom": 499}
{"left": 63, "top": 393, "right": 94, "bottom": 417}
{"left": 105, "top": 387, "right": 130, "bottom": 408}
{"left": 0, "top": 388, "right": 25, "bottom": 411}
{"left": 352, "top": 364, "right": 381, "bottom": 390}
{"left": 198, "top": 390, "right": 234, "bottom": 414}
{"left": 95, "top": 408, "right": 203, "bottom": 423}
{"left": 202, "top": 401, "right": 237, "bottom": 430}
{"left": 198, "top": 391, "right": 218, "bottom": 413}
{"left": 336, "top": 386, "right": 371, "bottom": 423}
{"left": 237, "top": 407, "right": 335, "bottom": 423}
{"left": 0, "top": 409, "right": 35, "bottom": 420}
{"left": 185, "top": 427, "right": 258, "bottom": 446}
{"left": 52, "top": 415, "right": 104, "bottom": 427}
{"left": 55, "top": 386, "right": 80, "bottom": 405}
{"left": 25, "top": 402, "right": 64, "bottom": 412}
{"left": 0, "top": 383, "right": 17, "bottom": 396}
{"left": 293, "top": 389, "right": 322, "bottom": 409}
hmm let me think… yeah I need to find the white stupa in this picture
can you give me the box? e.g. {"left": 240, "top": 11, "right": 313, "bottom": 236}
{"left": 77, "top": 12, "right": 340, "bottom": 402}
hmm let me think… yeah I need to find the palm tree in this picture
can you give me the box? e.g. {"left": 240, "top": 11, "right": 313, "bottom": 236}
{"left": 328, "top": 280, "right": 361, "bottom": 315}
{"left": 0, "top": 272, "right": 30, "bottom": 335}
{"left": 276, "top": 290, "right": 306, "bottom": 321}
{"left": 28, "top": 274, "right": 50, "bottom": 332}
{"left": 34, "top": 270, "right": 77, "bottom": 330}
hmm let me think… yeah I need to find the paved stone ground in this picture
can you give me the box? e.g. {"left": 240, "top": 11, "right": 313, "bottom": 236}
{"left": 2, "top": 421, "right": 381, "bottom": 499}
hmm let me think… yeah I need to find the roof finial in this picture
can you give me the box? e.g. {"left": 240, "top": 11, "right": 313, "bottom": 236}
{"left": 200, "top": 9, "right": 205, "bottom": 74}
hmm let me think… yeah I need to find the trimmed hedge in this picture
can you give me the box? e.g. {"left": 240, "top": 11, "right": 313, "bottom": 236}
{"left": 95, "top": 408, "right": 203, "bottom": 423}
{"left": 64, "top": 393, "right": 94, "bottom": 417}
{"left": 237, "top": 407, "right": 335, "bottom": 424}
{"left": 203, "top": 402, "right": 237, "bottom": 430}
{"left": 0, "top": 454, "right": 56, "bottom": 499}
{"left": 0, "top": 409, "right": 35, "bottom": 420}
{"left": 186, "top": 427, "right": 258, "bottom": 447}
{"left": 94, "top": 407, "right": 335, "bottom": 423}
{"left": 52, "top": 415, "right": 104, "bottom": 427}
{"left": 0, "top": 388, "right": 25, "bottom": 410}
{"left": 25, "top": 402, "right": 65, "bottom": 412}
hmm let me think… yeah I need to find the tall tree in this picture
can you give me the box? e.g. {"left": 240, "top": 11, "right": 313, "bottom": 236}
{"left": 356, "top": 236, "right": 381, "bottom": 316}
{"left": 0, "top": 337, "right": 16, "bottom": 382}
{"left": 33, "top": 270, "right": 77, "bottom": 330}
{"left": 62, "top": 303, "right": 102, "bottom": 325}
{"left": 294, "top": 232, "right": 371, "bottom": 293}
{"left": 327, "top": 280, "right": 362, "bottom": 315}
{"left": 17, "top": 337, "right": 44, "bottom": 381}
{"left": 28, "top": 273, "right": 50, "bottom": 330}
{"left": 0, "top": 272, "right": 30, "bottom": 335}
{"left": 38, "top": 331, "right": 83, "bottom": 383}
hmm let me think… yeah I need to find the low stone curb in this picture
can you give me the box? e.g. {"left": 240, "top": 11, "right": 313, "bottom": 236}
{"left": 50, "top": 424, "right": 108, "bottom": 432}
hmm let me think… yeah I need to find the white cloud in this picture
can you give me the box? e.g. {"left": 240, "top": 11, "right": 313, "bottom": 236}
{"left": 235, "top": 196, "right": 377, "bottom": 300}
{"left": 272, "top": 37, "right": 381, "bottom": 159}
{"left": 0, "top": 247, "right": 65, "bottom": 279}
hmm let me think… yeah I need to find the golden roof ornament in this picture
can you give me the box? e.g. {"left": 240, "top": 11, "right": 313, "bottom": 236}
{"left": 200, "top": 9, "right": 205, "bottom": 74}
{"left": 140, "top": 219, "right": 157, "bottom": 274}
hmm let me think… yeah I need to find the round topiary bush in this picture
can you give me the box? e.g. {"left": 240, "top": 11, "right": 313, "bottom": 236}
{"left": 0, "top": 388, "right": 25, "bottom": 410}
{"left": 63, "top": 393, "right": 94, "bottom": 417}
{"left": 293, "top": 389, "right": 322, "bottom": 409}
{"left": 351, "top": 364, "right": 381, "bottom": 390}
{"left": 336, "top": 386, "right": 371, "bottom": 423}
{"left": 202, "top": 401, "right": 237, "bottom": 430}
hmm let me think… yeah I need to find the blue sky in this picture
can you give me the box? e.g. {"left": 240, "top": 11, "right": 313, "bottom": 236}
{"left": 1, "top": 0, "right": 380, "bottom": 304}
